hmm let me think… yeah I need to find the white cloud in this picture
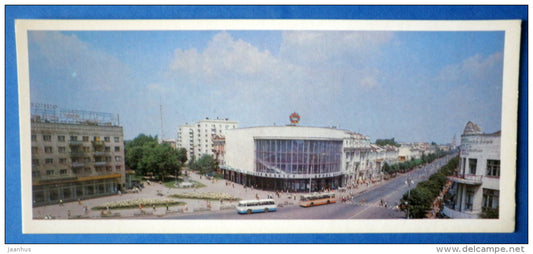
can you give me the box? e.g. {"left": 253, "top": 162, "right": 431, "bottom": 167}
{"left": 29, "top": 31, "right": 133, "bottom": 92}
{"left": 169, "top": 31, "right": 282, "bottom": 85}
{"left": 435, "top": 52, "right": 503, "bottom": 84}
{"left": 280, "top": 31, "right": 394, "bottom": 66}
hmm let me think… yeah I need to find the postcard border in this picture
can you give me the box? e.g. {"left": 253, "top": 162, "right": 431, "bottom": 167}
{"left": 5, "top": 5, "right": 528, "bottom": 244}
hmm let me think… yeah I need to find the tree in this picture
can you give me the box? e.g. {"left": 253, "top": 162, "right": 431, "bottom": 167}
{"left": 375, "top": 138, "right": 401, "bottom": 147}
{"left": 191, "top": 155, "right": 218, "bottom": 175}
{"left": 139, "top": 143, "right": 182, "bottom": 181}
{"left": 125, "top": 134, "right": 183, "bottom": 180}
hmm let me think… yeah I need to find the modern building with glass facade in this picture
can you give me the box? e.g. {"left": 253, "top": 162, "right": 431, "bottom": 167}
{"left": 220, "top": 126, "right": 352, "bottom": 192}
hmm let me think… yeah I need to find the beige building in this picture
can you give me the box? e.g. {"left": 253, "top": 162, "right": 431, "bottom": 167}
{"left": 31, "top": 112, "right": 125, "bottom": 206}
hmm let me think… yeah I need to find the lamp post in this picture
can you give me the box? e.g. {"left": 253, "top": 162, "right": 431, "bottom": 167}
{"left": 405, "top": 177, "right": 414, "bottom": 219}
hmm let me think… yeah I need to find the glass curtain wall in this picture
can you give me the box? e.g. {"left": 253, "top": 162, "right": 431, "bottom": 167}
{"left": 255, "top": 139, "right": 342, "bottom": 175}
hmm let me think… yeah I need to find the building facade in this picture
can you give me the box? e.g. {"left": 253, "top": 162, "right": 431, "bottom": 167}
{"left": 177, "top": 118, "right": 238, "bottom": 161}
{"left": 31, "top": 119, "right": 126, "bottom": 206}
{"left": 443, "top": 121, "right": 501, "bottom": 218}
{"left": 220, "top": 125, "right": 394, "bottom": 192}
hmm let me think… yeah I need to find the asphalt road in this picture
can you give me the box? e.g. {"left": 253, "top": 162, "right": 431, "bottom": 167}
{"left": 145, "top": 153, "right": 456, "bottom": 220}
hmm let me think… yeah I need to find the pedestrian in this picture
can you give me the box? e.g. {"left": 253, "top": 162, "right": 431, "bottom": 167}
{"left": 59, "top": 199, "right": 63, "bottom": 207}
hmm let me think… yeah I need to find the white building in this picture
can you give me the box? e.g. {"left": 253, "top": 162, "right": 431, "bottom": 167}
{"left": 177, "top": 118, "right": 238, "bottom": 161}
{"left": 220, "top": 125, "right": 388, "bottom": 191}
{"left": 443, "top": 121, "right": 501, "bottom": 218}
{"left": 221, "top": 125, "right": 348, "bottom": 191}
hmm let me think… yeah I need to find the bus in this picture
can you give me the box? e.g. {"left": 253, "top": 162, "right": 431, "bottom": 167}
{"left": 236, "top": 199, "right": 277, "bottom": 214}
{"left": 299, "top": 192, "right": 336, "bottom": 207}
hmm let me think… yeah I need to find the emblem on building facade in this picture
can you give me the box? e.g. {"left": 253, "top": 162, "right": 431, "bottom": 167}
{"left": 289, "top": 112, "right": 300, "bottom": 124}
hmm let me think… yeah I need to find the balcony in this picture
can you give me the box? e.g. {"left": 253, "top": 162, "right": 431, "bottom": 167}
{"left": 72, "top": 162, "right": 85, "bottom": 167}
{"left": 442, "top": 206, "right": 479, "bottom": 219}
{"left": 447, "top": 174, "right": 483, "bottom": 185}
{"left": 69, "top": 140, "right": 83, "bottom": 146}
{"left": 94, "top": 161, "right": 108, "bottom": 166}
{"left": 92, "top": 141, "right": 105, "bottom": 147}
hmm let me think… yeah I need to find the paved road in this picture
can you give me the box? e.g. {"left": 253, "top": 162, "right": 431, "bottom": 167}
{"left": 140, "top": 153, "right": 456, "bottom": 220}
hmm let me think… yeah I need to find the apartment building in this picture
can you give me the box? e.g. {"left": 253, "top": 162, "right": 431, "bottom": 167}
{"left": 177, "top": 117, "right": 238, "bottom": 161}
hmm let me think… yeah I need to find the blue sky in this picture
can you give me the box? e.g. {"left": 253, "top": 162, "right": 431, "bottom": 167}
{"left": 28, "top": 30, "right": 504, "bottom": 143}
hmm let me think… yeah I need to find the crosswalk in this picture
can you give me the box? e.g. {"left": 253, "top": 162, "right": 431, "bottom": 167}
{"left": 341, "top": 200, "right": 400, "bottom": 210}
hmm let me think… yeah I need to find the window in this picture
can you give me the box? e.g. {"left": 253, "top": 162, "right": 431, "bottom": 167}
{"left": 32, "top": 171, "right": 41, "bottom": 178}
{"left": 465, "top": 188, "right": 475, "bottom": 211}
{"left": 43, "top": 135, "right": 52, "bottom": 141}
{"left": 44, "top": 146, "right": 53, "bottom": 153}
{"left": 115, "top": 156, "right": 121, "bottom": 162}
{"left": 115, "top": 165, "right": 121, "bottom": 171}
{"left": 58, "top": 146, "right": 66, "bottom": 153}
{"left": 105, "top": 146, "right": 111, "bottom": 152}
{"left": 59, "top": 158, "right": 67, "bottom": 164}
{"left": 46, "top": 170, "right": 55, "bottom": 176}
{"left": 32, "top": 159, "right": 39, "bottom": 166}
{"left": 83, "top": 146, "right": 90, "bottom": 153}
{"left": 32, "top": 147, "right": 38, "bottom": 154}
{"left": 83, "top": 136, "right": 89, "bottom": 142}
{"left": 486, "top": 160, "right": 500, "bottom": 177}
{"left": 482, "top": 189, "right": 499, "bottom": 210}
{"left": 58, "top": 135, "right": 65, "bottom": 142}
{"left": 45, "top": 158, "right": 53, "bottom": 164}
{"left": 70, "top": 136, "right": 78, "bottom": 141}
{"left": 60, "top": 169, "right": 67, "bottom": 175}
{"left": 114, "top": 137, "right": 120, "bottom": 142}
{"left": 31, "top": 135, "right": 37, "bottom": 141}
{"left": 104, "top": 136, "right": 110, "bottom": 142}
{"left": 114, "top": 146, "right": 120, "bottom": 152}
{"left": 468, "top": 158, "right": 477, "bottom": 175}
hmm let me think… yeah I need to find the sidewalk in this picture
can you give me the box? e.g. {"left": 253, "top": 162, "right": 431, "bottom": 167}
{"left": 32, "top": 171, "right": 383, "bottom": 220}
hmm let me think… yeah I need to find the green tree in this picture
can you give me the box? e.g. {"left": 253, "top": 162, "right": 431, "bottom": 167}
{"left": 375, "top": 138, "right": 401, "bottom": 147}
{"left": 125, "top": 134, "right": 183, "bottom": 180}
{"left": 191, "top": 154, "right": 218, "bottom": 175}
{"left": 139, "top": 143, "right": 182, "bottom": 181}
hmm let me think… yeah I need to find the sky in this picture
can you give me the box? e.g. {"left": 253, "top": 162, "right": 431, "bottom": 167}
{"left": 27, "top": 29, "right": 505, "bottom": 144}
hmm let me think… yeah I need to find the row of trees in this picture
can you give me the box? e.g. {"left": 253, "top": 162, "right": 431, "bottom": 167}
{"left": 382, "top": 149, "right": 448, "bottom": 175}
{"left": 400, "top": 156, "right": 458, "bottom": 218}
{"left": 125, "top": 134, "right": 220, "bottom": 182}
{"left": 125, "top": 134, "right": 187, "bottom": 181}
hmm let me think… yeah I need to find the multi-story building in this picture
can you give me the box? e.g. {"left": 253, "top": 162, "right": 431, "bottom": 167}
{"left": 343, "top": 132, "right": 372, "bottom": 185}
{"left": 177, "top": 118, "right": 238, "bottom": 161}
{"left": 443, "top": 121, "right": 501, "bottom": 218}
{"left": 30, "top": 106, "right": 125, "bottom": 206}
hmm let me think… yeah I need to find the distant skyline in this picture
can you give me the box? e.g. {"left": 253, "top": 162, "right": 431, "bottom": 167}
{"left": 28, "top": 29, "right": 504, "bottom": 144}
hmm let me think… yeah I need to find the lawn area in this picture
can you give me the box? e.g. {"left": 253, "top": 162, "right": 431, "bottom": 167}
{"left": 164, "top": 180, "right": 205, "bottom": 189}
{"left": 169, "top": 192, "right": 240, "bottom": 201}
{"left": 91, "top": 198, "right": 186, "bottom": 210}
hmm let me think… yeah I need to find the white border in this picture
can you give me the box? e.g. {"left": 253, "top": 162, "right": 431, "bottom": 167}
{"left": 15, "top": 19, "right": 521, "bottom": 234}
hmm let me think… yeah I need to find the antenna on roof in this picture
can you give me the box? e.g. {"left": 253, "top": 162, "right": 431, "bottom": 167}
{"left": 159, "top": 97, "right": 164, "bottom": 143}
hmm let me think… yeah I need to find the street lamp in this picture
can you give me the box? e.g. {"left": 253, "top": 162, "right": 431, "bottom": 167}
{"left": 405, "top": 177, "right": 414, "bottom": 219}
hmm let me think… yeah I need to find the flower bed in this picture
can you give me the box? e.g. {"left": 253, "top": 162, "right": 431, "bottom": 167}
{"left": 169, "top": 192, "right": 240, "bottom": 201}
{"left": 91, "top": 198, "right": 186, "bottom": 210}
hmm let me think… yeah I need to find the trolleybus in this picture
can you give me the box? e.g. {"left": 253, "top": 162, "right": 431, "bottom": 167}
{"left": 299, "top": 192, "right": 336, "bottom": 207}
